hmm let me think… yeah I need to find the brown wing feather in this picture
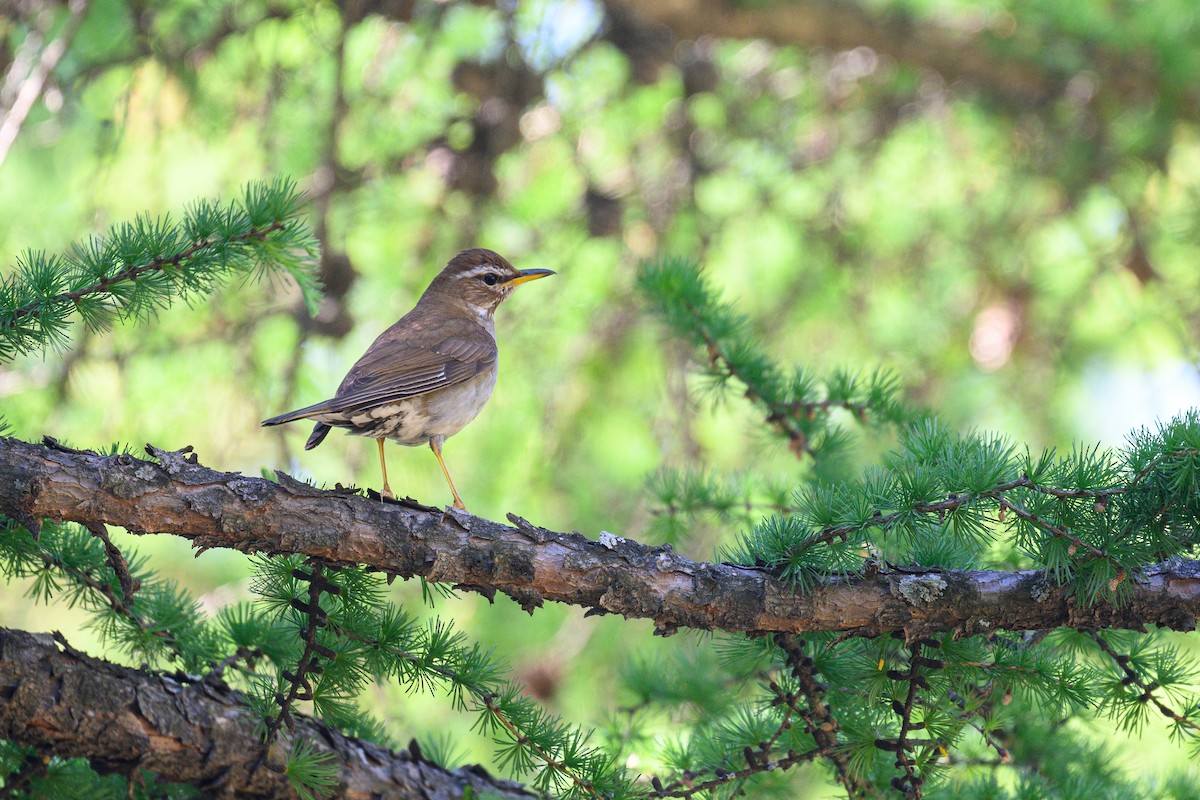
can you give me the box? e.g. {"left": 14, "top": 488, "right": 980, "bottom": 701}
{"left": 322, "top": 315, "right": 496, "bottom": 414}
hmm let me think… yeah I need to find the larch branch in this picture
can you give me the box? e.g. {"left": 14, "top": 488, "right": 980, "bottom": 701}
{"left": 0, "top": 627, "right": 534, "bottom": 799}
{"left": 0, "top": 436, "right": 1197, "bottom": 640}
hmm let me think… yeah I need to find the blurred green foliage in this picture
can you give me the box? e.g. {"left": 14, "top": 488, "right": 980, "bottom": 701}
{"left": 4, "top": 0, "right": 1200, "bottom": 795}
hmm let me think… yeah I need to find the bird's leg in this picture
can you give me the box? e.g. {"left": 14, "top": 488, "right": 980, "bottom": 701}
{"left": 376, "top": 438, "right": 394, "bottom": 499}
{"left": 428, "top": 436, "right": 466, "bottom": 510}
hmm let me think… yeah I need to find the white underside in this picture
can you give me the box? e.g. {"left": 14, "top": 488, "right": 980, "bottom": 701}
{"left": 317, "top": 368, "right": 498, "bottom": 446}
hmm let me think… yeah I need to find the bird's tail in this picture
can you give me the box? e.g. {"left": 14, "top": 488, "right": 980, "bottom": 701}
{"left": 305, "top": 423, "right": 332, "bottom": 450}
{"left": 261, "top": 399, "right": 333, "bottom": 428}
{"left": 262, "top": 402, "right": 335, "bottom": 451}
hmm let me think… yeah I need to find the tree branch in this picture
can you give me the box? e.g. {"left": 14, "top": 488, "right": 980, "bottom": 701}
{"left": 600, "top": 0, "right": 1199, "bottom": 120}
{"left": 0, "top": 0, "right": 91, "bottom": 169}
{"left": 0, "top": 627, "right": 534, "bottom": 799}
{"left": 0, "top": 436, "right": 1197, "bottom": 639}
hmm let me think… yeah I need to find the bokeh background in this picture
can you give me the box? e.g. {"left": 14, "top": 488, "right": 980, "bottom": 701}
{"left": 4, "top": 0, "right": 1200, "bottom": 793}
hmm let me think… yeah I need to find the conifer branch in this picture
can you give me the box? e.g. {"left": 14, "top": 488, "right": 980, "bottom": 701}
{"left": 638, "top": 257, "right": 910, "bottom": 461}
{"left": 997, "top": 497, "right": 1109, "bottom": 560}
{"left": 0, "top": 178, "right": 320, "bottom": 360}
{"left": 880, "top": 640, "right": 943, "bottom": 798}
{"left": 927, "top": 695, "right": 1012, "bottom": 766}
{"left": 7, "top": 510, "right": 212, "bottom": 670}
{"left": 3, "top": 221, "right": 280, "bottom": 325}
{"left": 330, "top": 618, "right": 627, "bottom": 799}
{"left": 658, "top": 743, "right": 830, "bottom": 798}
{"left": 795, "top": 474, "right": 1119, "bottom": 556}
{"left": 262, "top": 561, "right": 339, "bottom": 743}
{"left": 481, "top": 694, "right": 614, "bottom": 800}
{"left": 1087, "top": 632, "right": 1200, "bottom": 741}
{"left": 0, "top": 627, "right": 535, "bottom": 799}
{"left": 648, "top": 669, "right": 837, "bottom": 798}
{"left": 1, "top": 435, "right": 1198, "bottom": 640}
{"left": 776, "top": 634, "right": 873, "bottom": 799}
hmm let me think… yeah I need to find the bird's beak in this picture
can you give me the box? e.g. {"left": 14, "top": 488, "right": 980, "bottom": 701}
{"left": 503, "top": 268, "right": 556, "bottom": 287}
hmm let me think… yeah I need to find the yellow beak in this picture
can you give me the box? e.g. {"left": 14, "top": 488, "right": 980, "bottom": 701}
{"left": 503, "top": 268, "right": 556, "bottom": 287}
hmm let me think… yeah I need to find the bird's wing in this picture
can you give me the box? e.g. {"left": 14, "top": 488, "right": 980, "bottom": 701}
{"left": 323, "top": 327, "right": 497, "bottom": 415}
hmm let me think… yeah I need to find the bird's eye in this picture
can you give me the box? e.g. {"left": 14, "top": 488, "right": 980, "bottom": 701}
{"left": 482, "top": 273, "right": 499, "bottom": 286}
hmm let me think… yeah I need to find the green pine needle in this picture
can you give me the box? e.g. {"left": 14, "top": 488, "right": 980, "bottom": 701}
{"left": 0, "top": 177, "right": 320, "bottom": 361}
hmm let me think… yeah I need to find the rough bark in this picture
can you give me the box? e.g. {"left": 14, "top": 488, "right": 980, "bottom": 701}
{"left": 1, "top": 436, "right": 1198, "bottom": 639}
{"left": 0, "top": 627, "right": 533, "bottom": 799}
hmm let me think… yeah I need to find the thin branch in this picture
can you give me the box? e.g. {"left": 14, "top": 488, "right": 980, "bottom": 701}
{"left": 331, "top": 619, "right": 614, "bottom": 800}
{"left": 698, "top": 323, "right": 827, "bottom": 459}
{"left": 261, "top": 560, "right": 338, "bottom": 743}
{"left": 882, "top": 641, "right": 942, "bottom": 798}
{"left": 0, "top": 0, "right": 91, "bottom": 168}
{"left": 481, "top": 693, "right": 610, "bottom": 800}
{"left": 650, "top": 678, "right": 810, "bottom": 798}
{"left": 997, "top": 497, "right": 1108, "bottom": 560}
{"left": 660, "top": 743, "right": 831, "bottom": 798}
{"left": 83, "top": 521, "right": 139, "bottom": 603}
{"left": 1088, "top": 632, "right": 1200, "bottom": 737}
{"left": 777, "top": 634, "right": 875, "bottom": 798}
{"left": 3, "top": 219, "right": 284, "bottom": 325}
{"left": 795, "top": 474, "right": 1123, "bottom": 555}
{"left": 34, "top": 532, "right": 144, "bottom": 626}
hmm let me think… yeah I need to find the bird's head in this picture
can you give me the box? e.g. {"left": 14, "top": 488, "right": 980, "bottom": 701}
{"left": 424, "top": 248, "right": 555, "bottom": 318}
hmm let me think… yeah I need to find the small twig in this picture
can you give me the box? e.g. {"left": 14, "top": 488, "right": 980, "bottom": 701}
{"left": 206, "top": 645, "right": 264, "bottom": 684}
{"left": 882, "top": 643, "right": 931, "bottom": 798}
{"left": 996, "top": 497, "right": 1108, "bottom": 559}
{"left": 792, "top": 474, "right": 1121, "bottom": 559}
{"left": 696, "top": 326, "right": 814, "bottom": 459}
{"left": 919, "top": 690, "right": 1011, "bottom": 766}
{"left": 38, "top": 543, "right": 140, "bottom": 623}
{"left": 960, "top": 716, "right": 1010, "bottom": 764}
{"left": 777, "top": 634, "right": 875, "bottom": 798}
{"left": 481, "top": 694, "right": 609, "bottom": 800}
{"left": 1128, "top": 448, "right": 1200, "bottom": 488}
{"left": 650, "top": 678, "right": 805, "bottom": 798}
{"left": 262, "top": 559, "right": 338, "bottom": 743}
{"left": 658, "top": 744, "right": 832, "bottom": 798}
{"left": 873, "top": 639, "right": 967, "bottom": 798}
{"left": 333, "top": 619, "right": 611, "bottom": 800}
{"left": 0, "top": 0, "right": 92, "bottom": 168}
{"left": 84, "top": 522, "right": 139, "bottom": 604}
{"left": 1088, "top": 632, "right": 1200, "bottom": 737}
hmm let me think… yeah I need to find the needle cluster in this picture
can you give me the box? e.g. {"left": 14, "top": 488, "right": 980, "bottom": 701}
{"left": 636, "top": 255, "right": 1200, "bottom": 798}
{"left": 0, "top": 178, "right": 320, "bottom": 360}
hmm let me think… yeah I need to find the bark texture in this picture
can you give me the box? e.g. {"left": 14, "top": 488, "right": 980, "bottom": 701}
{"left": 0, "top": 627, "right": 533, "bottom": 799}
{"left": 1, "top": 436, "right": 1198, "bottom": 639}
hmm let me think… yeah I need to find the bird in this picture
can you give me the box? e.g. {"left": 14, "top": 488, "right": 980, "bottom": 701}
{"left": 262, "top": 248, "right": 554, "bottom": 510}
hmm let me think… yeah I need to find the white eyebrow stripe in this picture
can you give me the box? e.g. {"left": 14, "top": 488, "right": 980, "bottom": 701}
{"left": 460, "top": 264, "right": 501, "bottom": 278}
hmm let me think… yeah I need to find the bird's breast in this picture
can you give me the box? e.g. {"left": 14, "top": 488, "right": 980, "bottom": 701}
{"left": 367, "top": 364, "right": 498, "bottom": 446}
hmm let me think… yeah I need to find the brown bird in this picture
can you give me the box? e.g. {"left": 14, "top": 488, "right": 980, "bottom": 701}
{"left": 262, "top": 248, "right": 554, "bottom": 510}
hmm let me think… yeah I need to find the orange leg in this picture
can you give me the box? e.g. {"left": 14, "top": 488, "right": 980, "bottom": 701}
{"left": 429, "top": 437, "right": 466, "bottom": 510}
{"left": 376, "top": 438, "right": 394, "bottom": 499}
